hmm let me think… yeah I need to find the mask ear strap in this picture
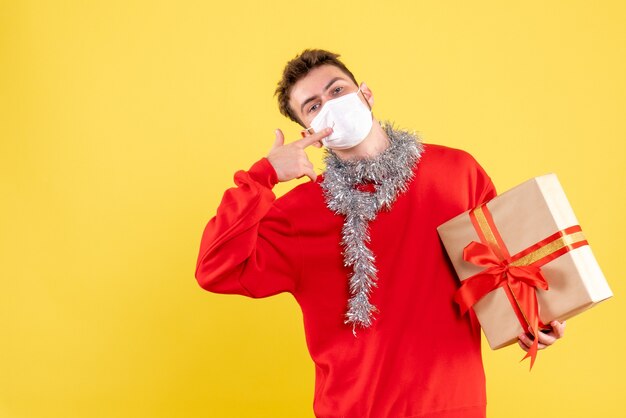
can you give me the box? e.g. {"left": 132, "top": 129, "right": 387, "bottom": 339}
{"left": 357, "top": 84, "right": 370, "bottom": 102}
{"left": 358, "top": 84, "right": 372, "bottom": 112}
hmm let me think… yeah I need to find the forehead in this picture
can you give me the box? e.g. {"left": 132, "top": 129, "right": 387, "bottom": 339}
{"left": 289, "top": 64, "right": 354, "bottom": 109}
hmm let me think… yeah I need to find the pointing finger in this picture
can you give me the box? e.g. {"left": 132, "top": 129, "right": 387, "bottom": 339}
{"left": 295, "top": 127, "right": 332, "bottom": 148}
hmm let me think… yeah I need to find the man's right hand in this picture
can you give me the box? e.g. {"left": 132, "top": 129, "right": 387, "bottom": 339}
{"left": 266, "top": 127, "right": 333, "bottom": 183}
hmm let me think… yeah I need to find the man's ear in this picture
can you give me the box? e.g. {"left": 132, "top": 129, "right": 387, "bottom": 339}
{"left": 360, "top": 82, "right": 374, "bottom": 108}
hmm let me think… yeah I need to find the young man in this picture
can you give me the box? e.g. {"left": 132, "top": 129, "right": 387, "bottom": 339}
{"left": 194, "top": 49, "right": 565, "bottom": 418}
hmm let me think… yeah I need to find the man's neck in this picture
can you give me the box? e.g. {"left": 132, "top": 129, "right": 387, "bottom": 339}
{"left": 332, "top": 119, "right": 390, "bottom": 161}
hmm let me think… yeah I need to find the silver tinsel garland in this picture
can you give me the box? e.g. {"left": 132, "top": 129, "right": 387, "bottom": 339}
{"left": 320, "top": 121, "right": 424, "bottom": 333}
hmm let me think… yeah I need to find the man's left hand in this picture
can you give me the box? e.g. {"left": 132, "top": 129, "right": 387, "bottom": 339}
{"left": 518, "top": 320, "right": 566, "bottom": 352}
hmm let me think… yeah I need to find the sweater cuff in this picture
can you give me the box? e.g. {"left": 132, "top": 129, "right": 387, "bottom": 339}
{"left": 247, "top": 157, "right": 279, "bottom": 189}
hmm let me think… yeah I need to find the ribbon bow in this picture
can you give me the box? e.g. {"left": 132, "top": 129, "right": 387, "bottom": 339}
{"left": 454, "top": 240, "right": 550, "bottom": 369}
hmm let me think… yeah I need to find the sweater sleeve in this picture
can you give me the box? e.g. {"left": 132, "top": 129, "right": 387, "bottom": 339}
{"left": 475, "top": 160, "right": 497, "bottom": 205}
{"left": 465, "top": 152, "right": 497, "bottom": 207}
{"left": 194, "top": 157, "right": 301, "bottom": 298}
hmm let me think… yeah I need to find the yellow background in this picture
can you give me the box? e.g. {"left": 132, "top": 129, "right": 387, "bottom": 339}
{"left": 1, "top": 1, "right": 624, "bottom": 417}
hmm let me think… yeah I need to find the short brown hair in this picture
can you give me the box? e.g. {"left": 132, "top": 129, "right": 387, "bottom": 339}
{"left": 274, "top": 49, "right": 358, "bottom": 127}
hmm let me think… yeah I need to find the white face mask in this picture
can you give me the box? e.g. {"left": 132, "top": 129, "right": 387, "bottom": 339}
{"left": 304, "top": 86, "right": 373, "bottom": 150}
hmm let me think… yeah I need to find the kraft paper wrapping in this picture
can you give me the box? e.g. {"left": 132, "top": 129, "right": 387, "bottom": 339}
{"left": 437, "top": 174, "right": 613, "bottom": 350}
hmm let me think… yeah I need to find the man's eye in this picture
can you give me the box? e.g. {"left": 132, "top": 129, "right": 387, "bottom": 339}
{"left": 332, "top": 86, "right": 344, "bottom": 95}
{"left": 308, "top": 103, "right": 320, "bottom": 113}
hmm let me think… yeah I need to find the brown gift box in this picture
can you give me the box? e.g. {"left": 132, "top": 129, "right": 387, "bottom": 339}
{"left": 437, "top": 173, "right": 613, "bottom": 350}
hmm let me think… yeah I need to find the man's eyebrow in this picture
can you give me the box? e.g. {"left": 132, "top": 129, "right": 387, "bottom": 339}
{"left": 299, "top": 76, "right": 348, "bottom": 114}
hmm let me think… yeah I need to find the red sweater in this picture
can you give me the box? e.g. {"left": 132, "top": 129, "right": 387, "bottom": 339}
{"left": 195, "top": 143, "right": 497, "bottom": 418}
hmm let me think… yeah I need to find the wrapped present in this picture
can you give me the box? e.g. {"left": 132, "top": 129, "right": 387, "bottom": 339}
{"left": 437, "top": 173, "right": 612, "bottom": 367}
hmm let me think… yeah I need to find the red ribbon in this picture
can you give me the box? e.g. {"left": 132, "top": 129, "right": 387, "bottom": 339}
{"left": 454, "top": 241, "right": 549, "bottom": 368}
